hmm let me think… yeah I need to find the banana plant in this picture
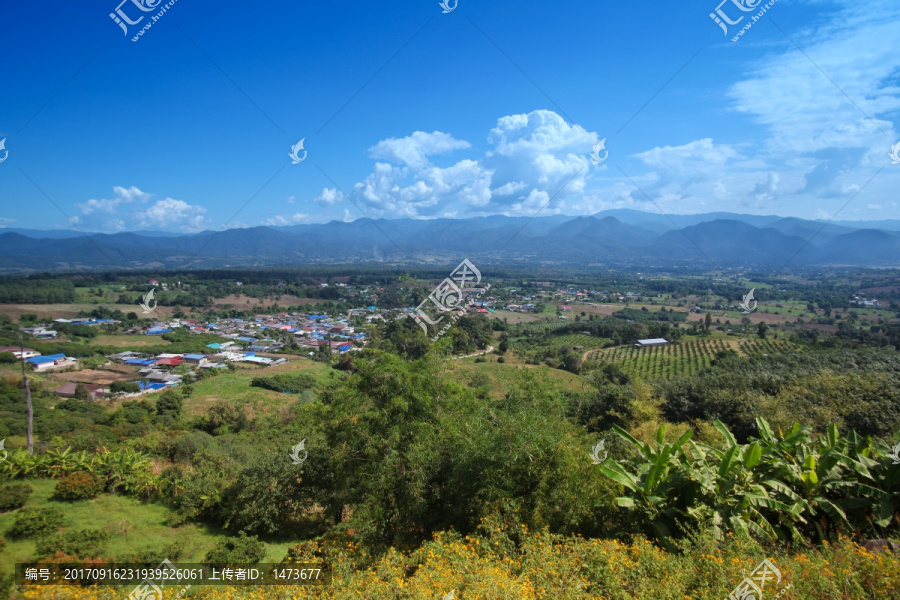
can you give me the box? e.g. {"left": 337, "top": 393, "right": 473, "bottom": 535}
{"left": 598, "top": 418, "right": 900, "bottom": 545}
{"left": 598, "top": 424, "right": 696, "bottom": 544}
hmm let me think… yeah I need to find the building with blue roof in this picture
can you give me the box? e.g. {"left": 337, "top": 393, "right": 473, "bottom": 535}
{"left": 26, "top": 353, "right": 66, "bottom": 365}
{"left": 138, "top": 382, "right": 167, "bottom": 392}
{"left": 125, "top": 358, "right": 158, "bottom": 366}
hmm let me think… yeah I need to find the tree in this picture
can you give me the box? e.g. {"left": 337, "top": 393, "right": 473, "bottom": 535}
{"left": 17, "top": 333, "right": 33, "bottom": 454}
{"left": 74, "top": 383, "right": 92, "bottom": 402}
{"left": 156, "top": 391, "right": 183, "bottom": 418}
{"left": 704, "top": 312, "right": 712, "bottom": 333}
{"left": 110, "top": 381, "right": 140, "bottom": 394}
{"left": 757, "top": 321, "right": 769, "bottom": 339}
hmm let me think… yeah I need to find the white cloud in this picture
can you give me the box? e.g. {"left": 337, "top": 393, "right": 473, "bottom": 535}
{"left": 75, "top": 187, "right": 208, "bottom": 232}
{"left": 78, "top": 185, "right": 149, "bottom": 215}
{"left": 139, "top": 198, "right": 207, "bottom": 232}
{"left": 114, "top": 186, "right": 151, "bottom": 203}
{"left": 0, "top": 217, "right": 15, "bottom": 228}
{"left": 493, "top": 181, "right": 528, "bottom": 196}
{"left": 286, "top": 196, "right": 296, "bottom": 204}
{"left": 314, "top": 188, "right": 343, "bottom": 206}
{"left": 728, "top": 0, "right": 899, "bottom": 152}
{"left": 369, "top": 131, "right": 470, "bottom": 169}
{"left": 330, "top": 110, "right": 599, "bottom": 219}
{"left": 262, "top": 213, "right": 310, "bottom": 226}
{"left": 484, "top": 110, "right": 594, "bottom": 209}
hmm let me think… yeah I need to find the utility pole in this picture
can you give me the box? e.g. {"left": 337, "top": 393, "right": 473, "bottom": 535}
{"left": 17, "top": 332, "right": 33, "bottom": 454}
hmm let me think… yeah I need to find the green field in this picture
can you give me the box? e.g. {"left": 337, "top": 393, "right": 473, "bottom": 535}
{"left": 0, "top": 479, "right": 297, "bottom": 581}
{"left": 179, "top": 358, "right": 333, "bottom": 417}
{"left": 517, "top": 320, "right": 575, "bottom": 334}
{"left": 586, "top": 338, "right": 800, "bottom": 379}
{"left": 552, "top": 334, "right": 608, "bottom": 349}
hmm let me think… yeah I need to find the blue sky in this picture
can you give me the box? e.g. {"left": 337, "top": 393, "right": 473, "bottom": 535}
{"left": 1, "top": 0, "right": 898, "bottom": 233}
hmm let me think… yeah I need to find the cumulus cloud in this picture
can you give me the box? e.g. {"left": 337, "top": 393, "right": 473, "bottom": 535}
{"left": 314, "top": 188, "right": 343, "bottom": 206}
{"left": 75, "top": 186, "right": 207, "bottom": 232}
{"left": 139, "top": 199, "right": 207, "bottom": 231}
{"left": 369, "top": 131, "right": 470, "bottom": 169}
{"left": 324, "top": 109, "right": 600, "bottom": 219}
{"left": 78, "top": 185, "right": 149, "bottom": 215}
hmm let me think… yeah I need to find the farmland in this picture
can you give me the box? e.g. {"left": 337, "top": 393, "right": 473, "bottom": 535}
{"left": 586, "top": 338, "right": 800, "bottom": 379}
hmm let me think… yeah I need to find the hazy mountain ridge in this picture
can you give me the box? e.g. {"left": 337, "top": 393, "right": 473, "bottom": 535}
{"left": 1, "top": 211, "right": 898, "bottom": 272}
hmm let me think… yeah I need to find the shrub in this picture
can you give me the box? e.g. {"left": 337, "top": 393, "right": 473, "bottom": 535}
{"left": 0, "top": 483, "right": 33, "bottom": 511}
{"left": 156, "top": 390, "right": 183, "bottom": 418}
{"left": 251, "top": 373, "right": 317, "bottom": 394}
{"left": 205, "top": 401, "right": 248, "bottom": 435}
{"left": 35, "top": 529, "right": 111, "bottom": 559}
{"left": 221, "top": 450, "right": 333, "bottom": 535}
{"left": 169, "top": 430, "right": 217, "bottom": 461}
{"left": 204, "top": 531, "right": 266, "bottom": 564}
{"left": 11, "top": 507, "right": 65, "bottom": 538}
{"left": 110, "top": 381, "right": 140, "bottom": 394}
{"left": 55, "top": 472, "right": 104, "bottom": 501}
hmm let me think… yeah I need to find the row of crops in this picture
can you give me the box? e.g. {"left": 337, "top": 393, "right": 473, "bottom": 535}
{"left": 586, "top": 338, "right": 799, "bottom": 379}
{"left": 516, "top": 320, "right": 574, "bottom": 334}
{"left": 553, "top": 334, "right": 607, "bottom": 350}
{"left": 738, "top": 339, "right": 800, "bottom": 356}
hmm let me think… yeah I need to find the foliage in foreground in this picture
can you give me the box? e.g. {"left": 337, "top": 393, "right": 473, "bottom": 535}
{"left": 0, "top": 447, "right": 157, "bottom": 498}
{"left": 13, "top": 524, "right": 900, "bottom": 600}
{"left": 599, "top": 418, "right": 900, "bottom": 546}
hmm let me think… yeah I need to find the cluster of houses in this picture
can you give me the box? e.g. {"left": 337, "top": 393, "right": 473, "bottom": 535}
{"left": 132, "top": 312, "right": 370, "bottom": 357}
{"left": 852, "top": 295, "right": 882, "bottom": 308}
{"left": 8, "top": 310, "right": 372, "bottom": 400}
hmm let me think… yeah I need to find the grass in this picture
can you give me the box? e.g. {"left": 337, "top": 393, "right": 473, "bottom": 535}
{"left": 182, "top": 359, "right": 334, "bottom": 418}
{"left": 448, "top": 352, "right": 584, "bottom": 399}
{"left": 0, "top": 478, "right": 298, "bottom": 583}
{"left": 0, "top": 480, "right": 224, "bottom": 579}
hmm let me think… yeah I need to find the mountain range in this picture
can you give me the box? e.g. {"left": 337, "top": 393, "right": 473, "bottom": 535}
{"left": 1, "top": 210, "right": 899, "bottom": 272}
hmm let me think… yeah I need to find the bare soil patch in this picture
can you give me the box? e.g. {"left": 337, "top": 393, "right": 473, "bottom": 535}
{"left": 210, "top": 294, "right": 316, "bottom": 308}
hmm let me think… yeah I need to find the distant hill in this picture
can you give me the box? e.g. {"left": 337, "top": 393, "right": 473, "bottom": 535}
{"left": 1, "top": 210, "right": 898, "bottom": 272}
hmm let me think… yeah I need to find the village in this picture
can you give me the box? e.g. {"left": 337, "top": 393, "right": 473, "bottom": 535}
{"left": 2, "top": 309, "right": 376, "bottom": 400}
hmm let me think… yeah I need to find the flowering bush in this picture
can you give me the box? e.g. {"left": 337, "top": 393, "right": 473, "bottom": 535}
{"left": 14, "top": 526, "right": 900, "bottom": 600}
